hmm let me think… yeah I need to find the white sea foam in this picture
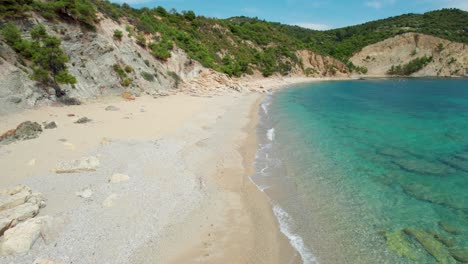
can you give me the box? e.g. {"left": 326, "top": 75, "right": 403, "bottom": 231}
{"left": 261, "top": 102, "right": 270, "bottom": 114}
{"left": 273, "top": 205, "right": 319, "bottom": 264}
{"left": 267, "top": 128, "right": 275, "bottom": 141}
{"left": 261, "top": 94, "right": 272, "bottom": 114}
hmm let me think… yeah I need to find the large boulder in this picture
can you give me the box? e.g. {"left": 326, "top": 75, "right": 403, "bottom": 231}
{"left": 0, "top": 216, "right": 51, "bottom": 255}
{"left": 0, "top": 203, "right": 40, "bottom": 236}
{"left": 0, "top": 185, "right": 32, "bottom": 212}
{"left": 0, "top": 121, "right": 42, "bottom": 145}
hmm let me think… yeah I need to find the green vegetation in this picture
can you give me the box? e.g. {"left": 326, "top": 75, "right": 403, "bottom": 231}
{"left": 112, "top": 63, "right": 133, "bottom": 86}
{"left": 113, "top": 29, "right": 123, "bottom": 41}
{"left": 1, "top": 23, "right": 76, "bottom": 94}
{"left": 1, "top": 0, "right": 467, "bottom": 77}
{"left": 141, "top": 71, "right": 155, "bottom": 82}
{"left": 388, "top": 56, "right": 433, "bottom": 75}
{"left": 168, "top": 71, "right": 181, "bottom": 88}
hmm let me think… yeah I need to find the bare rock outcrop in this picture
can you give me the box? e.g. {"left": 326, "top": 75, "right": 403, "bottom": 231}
{"left": 0, "top": 185, "right": 50, "bottom": 256}
{"left": 295, "top": 50, "right": 350, "bottom": 77}
{"left": 350, "top": 33, "right": 468, "bottom": 77}
{"left": 54, "top": 156, "right": 100, "bottom": 174}
{"left": 0, "top": 121, "right": 43, "bottom": 145}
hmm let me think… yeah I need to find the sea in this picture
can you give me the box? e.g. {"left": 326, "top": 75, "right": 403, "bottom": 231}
{"left": 252, "top": 78, "right": 468, "bottom": 264}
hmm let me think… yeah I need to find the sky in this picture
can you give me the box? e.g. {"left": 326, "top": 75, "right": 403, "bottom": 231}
{"left": 110, "top": 0, "right": 468, "bottom": 30}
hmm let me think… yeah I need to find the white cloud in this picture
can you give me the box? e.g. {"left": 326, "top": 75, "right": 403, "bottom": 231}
{"left": 242, "top": 7, "right": 259, "bottom": 14}
{"left": 293, "top": 22, "right": 331, "bottom": 30}
{"left": 365, "top": 1, "right": 383, "bottom": 8}
{"left": 365, "top": 0, "right": 396, "bottom": 9}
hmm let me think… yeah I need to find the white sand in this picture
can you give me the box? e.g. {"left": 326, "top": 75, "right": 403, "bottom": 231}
{"left": 0, "top": 86, "right": 303, "bottom": 263}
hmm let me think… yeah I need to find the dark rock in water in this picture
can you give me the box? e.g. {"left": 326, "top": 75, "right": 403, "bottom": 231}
{"left": 377, "top": 148, "right": 407, "bottom": 158}
{"left": 431, "top": 232, "right": 457, "bottom": 248}
{"left": 401, "top": 184, "right": 466, "bottom": 211}
{"left": 105, "top": 106, "right": 120, "bottom": 111}
{"left": 44, "top": 121, "right": 57, "bottom": 129}
{"left": 449, "top": 249, "right": 468, "bottom": 263}
{"left": 59, "top": 96, "right": 81, "bottom": 105}
{"left": 75, "top": 117, "right": 92, "bottom": 124}
{"left": 404, "top": 229, "right": 457, "bottom": 264}
{"left": 439, "top": 222, "right": 460, "bottom": 235}
{"left": 454, "top": 153, "right": 468, "bottom": 161}
{"left": 439, "top": 157, "right": 468, "bottom": 173}
{"left": 384, "top": 230, "right": 424, "bottom": 261}
{"left": 0, "top": 121, "right": 42, "bottom": 145}
{"left": 393, "top": 159, "right": 456, "bottom": 176}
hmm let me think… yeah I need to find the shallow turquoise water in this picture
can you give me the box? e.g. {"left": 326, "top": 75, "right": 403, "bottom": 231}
{"left": 253, "top": 79, "right": 468, "bottom": 263}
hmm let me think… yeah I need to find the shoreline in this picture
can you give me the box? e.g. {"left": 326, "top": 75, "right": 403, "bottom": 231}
{"left": 0, "top": 76, "right": 323, "bottom": 263}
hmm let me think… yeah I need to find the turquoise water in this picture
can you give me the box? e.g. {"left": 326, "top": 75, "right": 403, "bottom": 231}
{"left": 253, "top": 79, "right": 468, "bottom": 264}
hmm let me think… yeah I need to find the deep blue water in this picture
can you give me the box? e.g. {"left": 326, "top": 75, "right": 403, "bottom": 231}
{"left": 253, "top": 79, "right": 468, "bottom": 264}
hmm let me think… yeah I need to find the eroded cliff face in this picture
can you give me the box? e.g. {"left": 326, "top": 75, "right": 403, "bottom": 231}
{"left": 350, "top": 33, "right": 468, "bottom": 77}
{"left": 294, "top": 50, "right": 349, "bottom": 77}
{"left": 0, "top": 14, "right": 208, "bottom": 114}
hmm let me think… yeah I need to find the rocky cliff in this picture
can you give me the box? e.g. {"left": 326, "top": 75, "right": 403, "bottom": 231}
{"left": 0, "top": 14, "right": 188, "bottom": 113}
{"left": 350, "top": 33, "right": 468, "bottom": 77}
{"left": 0, "top": 13, "right": 352, "bottom": 114}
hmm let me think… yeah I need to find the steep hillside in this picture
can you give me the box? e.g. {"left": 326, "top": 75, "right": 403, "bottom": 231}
{"left": 350, "top": 33, "right": 468, "bottom": 77}
{"left": 0, "top": 1, "right": 467, "bottom": 113}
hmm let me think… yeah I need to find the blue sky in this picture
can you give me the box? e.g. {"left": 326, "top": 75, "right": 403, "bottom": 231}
{"left": 111, "top": 0, "right": 468, "bottom": 29}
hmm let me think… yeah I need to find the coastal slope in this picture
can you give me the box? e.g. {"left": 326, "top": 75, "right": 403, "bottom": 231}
{"left": 350, "top": 33, "right": 468, "bottom": 77}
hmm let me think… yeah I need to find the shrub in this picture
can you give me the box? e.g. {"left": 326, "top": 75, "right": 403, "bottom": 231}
{"left": 113, "top": 29, "right": 123, "bottom": 41}
{"left": 136, "top": 33, "right": 146, "bottom": 47}
{"left": 2, "top": 23, "right": 76, "bottom": 89}
{"left": 55, "top": 70, "right": 77, "bottom": 84}
{"left": 388, "top": 56, "right": 433, "bottom": 75}
{"left": 124, "top": 65, "right": 134, "bottom": 73}
{"left": 141, "top": 71, "right": 155, "bottom": 81}
{"left": 121, "top": 78, "right": 132, "bottom": 87}
{"left": 125, "top": 25, "right": 133, "bottom": 37}
{"left": 113, "top": 64, "right": 127, "bottom": 78}
{"left": 168, "top": 71, "right": 181, "bottom": 88}
{"left": 144, "top": 59, "right": 150, "bottom": 66}
{"left": 148, "top": 39, "right": 173, "bottom": 61}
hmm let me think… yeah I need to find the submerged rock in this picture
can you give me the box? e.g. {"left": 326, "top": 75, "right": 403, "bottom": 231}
{"left": 377, "top": 148, "right": 408, "bottom": 158}
{"left": 54, "top": 156, "right": 100, "bottom": 174}
{"left": 384, "top": 230, "right": 423, "bottom": 261}
{"left": 401, "top": 184, "right": 467, "bottom": 211}
{"left": 454, "top": 153, "right": 468, "bottom": 161}
{"left": 404, "top": 229, "right": 457, "bottom": 264}
{"left": 393, "top": 159, "right": 455, "bottom": 176}
{"left": 0, "top": 121, "right": 42, "bottom": 145}
{"left": 439, "top": 222, "right": 460, "bottom": 235}
{"left": 431, "top": 232, "right": 456, "bottom": 248}
{"left": 449, "top": 249, "right": 468, "bottom": 263}
{"left": 439, "top": 157, "right": 468, "bottom": 173}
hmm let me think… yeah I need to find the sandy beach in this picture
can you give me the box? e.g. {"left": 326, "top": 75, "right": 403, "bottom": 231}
{"left": 0, "top": 76, "right": 322, "bottom": 263}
